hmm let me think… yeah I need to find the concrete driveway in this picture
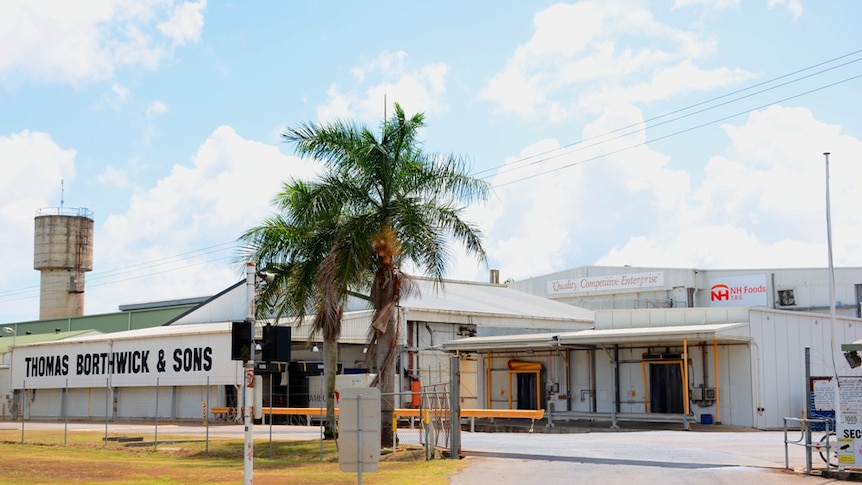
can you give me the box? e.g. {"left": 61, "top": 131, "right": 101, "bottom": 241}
{"left": 5, "top": 420, "right": 846, "bottom": 484}
{"left": 394, "top": 424, "right": 842, "bottom": 484}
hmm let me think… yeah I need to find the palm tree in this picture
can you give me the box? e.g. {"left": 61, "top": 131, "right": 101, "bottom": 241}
{"left": 240, "top": 182, "right": 363, "bottom": 439}
{"left": 281, "top": 103, "right": 489, "bottom": 447}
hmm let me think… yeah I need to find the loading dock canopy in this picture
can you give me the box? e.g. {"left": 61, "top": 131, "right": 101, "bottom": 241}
{"left": 440, "top": 322, "right": 751, "bottom": 352}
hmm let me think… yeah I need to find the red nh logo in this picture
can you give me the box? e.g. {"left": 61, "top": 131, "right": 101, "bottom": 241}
{"left": 711, "top": 284, "right": 730, "bottom": 301}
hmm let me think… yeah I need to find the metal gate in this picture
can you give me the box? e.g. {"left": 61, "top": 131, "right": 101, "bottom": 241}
{"left": 420, "top": 382, "right": 450, "bottom": 451}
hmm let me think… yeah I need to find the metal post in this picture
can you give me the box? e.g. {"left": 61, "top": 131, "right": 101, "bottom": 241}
{"left": 20, "top": 381, "right": 25, "bottom": 444}
{"left": 155, "top": 377, "right": 159, "bottom": 451}
{"left": 805, "top": 347, "right": 812, "bottom": 473}
{"left": 206, "top": 376, "right": 210, "bottom": 456}
{"left": 269, "top": 374, "right": 273, "bottom": 459}
{"left": 824, "top": 153, "right": 843, "bottom": 464}
{"left": 319, "top": 374, "right": 324, "bottom": 461}
{"left": 601, "top": 345, "right": 619, "bottom": 429}
{"left": 104, "top": 378, "right": 109, "bottom": 446}
{"left": 357, "top": 393, "right": 363, "bottom": 485}
{"left": 243, "top": 262, "right": 256, "bottom": 485}
{"left": 64, "top": 378, "right": 68, "bottom": 445}
{"left": 424, "top": 408, "right": 431, "bottom": 460}
{"left": 449, "top": 356, "right": 461, "bottom": 459}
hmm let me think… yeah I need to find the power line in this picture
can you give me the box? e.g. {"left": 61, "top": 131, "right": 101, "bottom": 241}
{"left": 0, "top": 241, "right": 241, "bottom": 306}
{"left": 473, "top": 49, "right": 862, "bottom": 183}
{"left": 493, "top": 72, "right": 862, "bottom": 188}
{"left": 87, "top": 241, "right": 238, "bottom": 282}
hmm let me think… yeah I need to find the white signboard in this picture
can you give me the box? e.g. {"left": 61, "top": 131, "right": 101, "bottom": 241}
{"left": 10, "top": 332, "right": 240, "bottom": 389}
{"left": 812, "top": 377, "right": 862, "bottom": 466}
{"left": 547, "top": 271, "right": 664, "bottom": 296}
{"left": 708, "top": 274, "right": 767, "bottom": 307}
{"left": 812, "top": 377, "right": 862, "bottom": 412}
{"left": 839, "top": 411, "right": 862, "bottom": 466}
{"left": 337, "top": 386, "right": 381, "bottom": 473}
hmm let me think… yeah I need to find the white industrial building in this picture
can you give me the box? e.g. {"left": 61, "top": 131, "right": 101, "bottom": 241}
{"left": 508, "top": 265, "right": 862, "bottom": 317}
{"left": 4, "top": 264, "right": 862, "bottom": 431}
{"left": 440, "top": 266, "right": 862, "bottom": 430}
{"left": 1, "top": 277, "right": 592, "bottom": 421}
{"left": 443, "top": 305, "right": 862, "bottom": 429}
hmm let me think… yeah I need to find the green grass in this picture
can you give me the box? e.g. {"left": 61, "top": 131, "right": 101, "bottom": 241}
{"left": 0, "top": 429, "right": 465, "bottom": 484}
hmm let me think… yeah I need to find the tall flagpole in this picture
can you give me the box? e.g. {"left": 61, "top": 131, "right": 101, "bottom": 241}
{"left": 825, "top": 152, "right": 842, "bottom": 438}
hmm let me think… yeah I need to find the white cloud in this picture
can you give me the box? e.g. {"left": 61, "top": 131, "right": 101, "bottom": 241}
{"left": 315, "top": 84, "right": 356, "bottom": 123}
{"left": 146, "top": 100, "right": 169, "bottom": 118}
{"left": 317, "top": 50, "right": 450, "bottom": 125}
{"left": 595, "top": 105, "right": 862, "bottom": 269}
{"left": 0, "top": 0, "right": 207, "bottom": 85}
{"left": 673, "top": 0, "right": 740, "bottom": 9}
{"left": 90, "top": 126, "right": 323, "bottom": 312}
{"left": 158, "top": 0, "right": 206, "bottom": 46}
{"left": 0, "top": 130, "right": 76, "bottom": 211}
{"left": 0, "top": 131, "right": 76, "bottom": 319}
{"left": 578, "top": 60, "right": 757, "bottom": 110}
{"left": 479, "top": 1, "right": 752, "bottom": 118}
{"left": 93, "top": 83, "right": 132, "bottom": 111}
{"left": 97, "top": 165, "right": 131, "bottom": 189}
{"left": 594, "top": 226, "right": 823, "bottom": 268}
{"left": 459, "top": 100, "right": 862, "bottom": 284}
{"left": 473, "top": 102, "right": 692, "bottom": 280}
{"left": 768, "top": 0, "right": 803, "bottom": 20}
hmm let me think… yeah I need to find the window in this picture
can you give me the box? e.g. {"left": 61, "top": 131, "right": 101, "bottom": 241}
{"left": 778, "top": 289, "right": 796, "bottom": 306}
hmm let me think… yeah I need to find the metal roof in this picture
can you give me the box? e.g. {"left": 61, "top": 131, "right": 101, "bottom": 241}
{"left": 13, "top": 322, "right": 232, "bottom": 348}
{"left": 275, "top": 278, "right": 596, "bottom": 343}
{"left": 0, "top": 329, "right": 99, "bottom": 353}
{"left": 441, "top": 322, "right": 751, "bottom": 352}
{"left": 396, "top": 278, "right": 594, "bottom": 328}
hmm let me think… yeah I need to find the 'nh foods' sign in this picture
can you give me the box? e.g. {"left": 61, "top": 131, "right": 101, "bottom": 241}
{"left": 709, "top": 274, "right": 767, "bottom": 307}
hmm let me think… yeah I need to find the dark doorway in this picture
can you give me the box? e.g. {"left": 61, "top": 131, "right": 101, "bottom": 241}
{"left": 649, "top": 363, "right": 684, "bottom": 413}
{"left": 517, "top": 373, "right": 537, "bottom": 409}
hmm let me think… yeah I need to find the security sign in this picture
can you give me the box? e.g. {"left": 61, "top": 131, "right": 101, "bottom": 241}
{"left": 839, "top": 412, "right": 862, "bottom": 465}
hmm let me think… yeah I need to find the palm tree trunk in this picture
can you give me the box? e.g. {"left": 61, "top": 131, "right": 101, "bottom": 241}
{"left": 376, "top": 317, "right": 397, "bottom": 448}
{"left": 323, "top": 338, "right": 338, "bottom": 439}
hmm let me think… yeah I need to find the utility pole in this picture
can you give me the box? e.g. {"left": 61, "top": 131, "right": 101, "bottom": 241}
{"left": 244, "top": 262, "right": 256, "bottom": 485}
{"left": 824, "top": 152, "right": 843, "bottom": 469}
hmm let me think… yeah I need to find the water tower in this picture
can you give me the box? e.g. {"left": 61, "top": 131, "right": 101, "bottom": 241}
{"left": 33, "top": 207, "right": 94, "bottom": 319}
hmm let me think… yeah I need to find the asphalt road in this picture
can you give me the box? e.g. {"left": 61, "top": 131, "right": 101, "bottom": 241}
{"left": 2, "top": 420, "right": 845, "bottom": 484}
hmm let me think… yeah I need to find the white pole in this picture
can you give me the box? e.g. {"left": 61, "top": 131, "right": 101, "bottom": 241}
{"left": 357, "top": 393, "right": 363, "bottom": 485}
{"left": 244, "top": 262, "right": 256, "bottom": 485}
{"left": 825, "top": 152, "right": 842, "bottom": 437}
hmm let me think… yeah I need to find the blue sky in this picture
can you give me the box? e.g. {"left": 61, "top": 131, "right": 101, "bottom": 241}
{"left": 1, "top": 0, "right": 861, "bottom": 322}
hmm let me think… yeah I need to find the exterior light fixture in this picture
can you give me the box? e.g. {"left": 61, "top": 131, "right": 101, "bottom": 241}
{"left": 3, "top": 327, "right": 15, "bottom": 346}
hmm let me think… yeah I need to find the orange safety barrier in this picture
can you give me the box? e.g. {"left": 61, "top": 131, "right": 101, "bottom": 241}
{"left": 211, "top": 407, "right": 339, "bottom": 417}
{"left": 210, "top": 406, "right": 544, "bottom": 420}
